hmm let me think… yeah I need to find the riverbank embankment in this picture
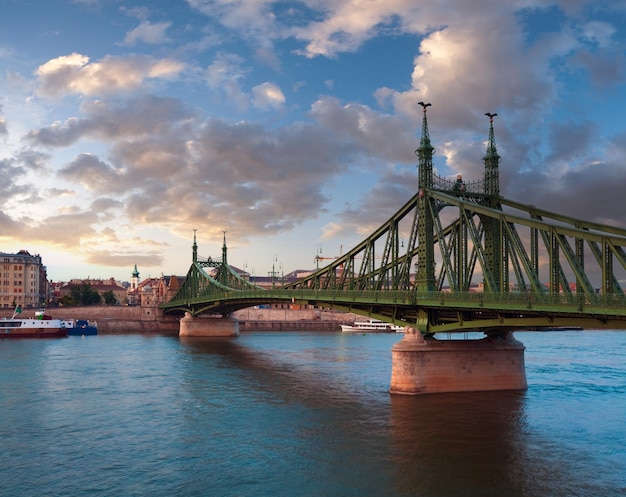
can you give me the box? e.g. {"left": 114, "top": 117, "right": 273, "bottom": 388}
{"left": 0, "top": 306, "right": 358, "bottom": 333}
{"left": 0, "top": 305, "right": 179, "bottom": 334}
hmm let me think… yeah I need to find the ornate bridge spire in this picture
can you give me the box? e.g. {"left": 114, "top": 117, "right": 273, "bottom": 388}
{"left": 193, "top": 229, "right": 198, "bottom": 263}
{"left": 415, "top": 102, "right": 436, "bottom": 294}
{"left": 482, "top": 112, "right": 501, "bottom": 197}
{"left": 222, "top": 231, "right": 228, "bottom": 265}
{"left": 482, "top": 113, "right": 503, "bottom": 291}
{"left": 416, "top": 101, "right": 434, "bottom": 190}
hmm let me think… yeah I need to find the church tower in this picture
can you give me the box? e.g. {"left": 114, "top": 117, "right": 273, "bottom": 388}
{"left": 131, "top": 264, "right": 140, "bottom": 291}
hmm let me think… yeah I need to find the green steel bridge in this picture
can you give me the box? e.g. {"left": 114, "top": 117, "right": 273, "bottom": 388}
{"left": 160, "top": 106, "right": 626, "bottom": 335}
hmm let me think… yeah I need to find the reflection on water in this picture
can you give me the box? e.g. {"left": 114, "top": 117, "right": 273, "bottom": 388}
{"left": 390, "top": 391, "right": 529, "bottom": 496}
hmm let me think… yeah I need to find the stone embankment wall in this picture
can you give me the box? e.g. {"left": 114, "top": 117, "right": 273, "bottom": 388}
{"left": 232, "top": 308, "right": 356, "bottom": 331}
{"left": 0, "top": 306, "right": 358, "bottom": 333}
{"left": 0, "top": 305, "right": 180, "bottom": 334}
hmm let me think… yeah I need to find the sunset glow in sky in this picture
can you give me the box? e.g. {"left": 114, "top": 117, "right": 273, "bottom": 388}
{"left": 1, "top": 0, "right": 626, "bottom": 282}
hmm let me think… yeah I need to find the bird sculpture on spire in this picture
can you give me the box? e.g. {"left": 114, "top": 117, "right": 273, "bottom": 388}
{"left": 418, "top": 101, "right": 432, "bottom": 112}
{"left": 485, "top": 112, "right": 497, "bottom": 121}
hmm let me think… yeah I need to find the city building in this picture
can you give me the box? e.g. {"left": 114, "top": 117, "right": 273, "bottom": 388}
{"left": 132, "top": 273, "right": 184, "bottom": 306}
{"left": 58, "top": 277, "right": 128, "bottom": 305}
{"left": 0, "top": 250, "right": 48, "bottom": 309}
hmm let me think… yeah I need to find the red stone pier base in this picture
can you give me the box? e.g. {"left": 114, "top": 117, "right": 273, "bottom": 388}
{"left": 179, "top": 313, "right": 240, "bottom": 337}
{"left": 390, "top": 327, "right": 527, "bottom": 395}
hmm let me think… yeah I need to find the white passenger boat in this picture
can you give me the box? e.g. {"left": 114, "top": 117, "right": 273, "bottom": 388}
{"left": 340, "top": 319, "right": 405, "bottom": 333}
{"left": 0, "top": 308, "right": 68, "bottom": 338}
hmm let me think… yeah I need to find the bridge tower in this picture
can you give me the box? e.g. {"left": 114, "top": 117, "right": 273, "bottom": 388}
{"left": 415, "top": 102, "right": 436, "bottom": 293}
{"left": 391, "top": 110, "right": 527, "bottom": 395}
{"left": 221, "top": 230, "right": 228, "bottom": 266}
{"left": 179, "top": 230, "right": 240, "bottom": 338}
{"left": 483, "top": 113, "right": 501, "bottom": 198}
{"left": 192, "top": 229, "right": 198, "bottom": 263}
{"left": 481, "top": 113, "right": 506, "bottom": 292}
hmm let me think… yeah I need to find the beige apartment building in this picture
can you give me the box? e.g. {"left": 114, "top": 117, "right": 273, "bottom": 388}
{"left": 0, "top": 250, "right": 48, "bottom": 309}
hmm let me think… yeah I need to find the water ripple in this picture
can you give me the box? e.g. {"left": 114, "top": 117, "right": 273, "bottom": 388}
{"left": 0, "top": 331, "right": 624, "bottom": 496}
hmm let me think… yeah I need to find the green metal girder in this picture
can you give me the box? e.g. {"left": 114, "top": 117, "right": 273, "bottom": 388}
{"left": 162, "top": 186, "right": 626, "bottom": 328}
{"left": 161, "top": 110, "right": 626, "bottom": 332}
{"left": 162, "top": 286, "right": 626, "bottom": 331}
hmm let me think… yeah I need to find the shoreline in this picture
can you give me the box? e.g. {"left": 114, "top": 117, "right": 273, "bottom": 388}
{"left": 1, "top": 306, "right": 356, "bottom": 333}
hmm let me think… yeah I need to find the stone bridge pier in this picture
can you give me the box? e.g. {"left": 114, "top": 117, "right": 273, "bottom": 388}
{"left": 390, "top": 328, "right": 528, "bottom": 395}
{"left": 179, "top": 313, "right": 240, "bottom": 337}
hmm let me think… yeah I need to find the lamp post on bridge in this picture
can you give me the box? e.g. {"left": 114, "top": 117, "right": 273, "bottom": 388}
{"left": 269, "top": 256, "right": 280, "bottom": 289}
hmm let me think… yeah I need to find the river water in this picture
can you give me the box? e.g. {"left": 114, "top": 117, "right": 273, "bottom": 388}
{"left": 0, "top": 330, "right": 624, "bottom": 497}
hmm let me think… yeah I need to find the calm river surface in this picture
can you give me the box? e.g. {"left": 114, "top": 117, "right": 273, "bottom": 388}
{"left": 1, "top": 330, "right": 625, "bottom": 497}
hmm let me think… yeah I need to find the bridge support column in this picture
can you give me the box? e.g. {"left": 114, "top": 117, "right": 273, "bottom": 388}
{"left": 179, "top": 313, "right": 239, "bottom": 337}
{"left": 389, "top": 328, "right": 527, "bottom": 395}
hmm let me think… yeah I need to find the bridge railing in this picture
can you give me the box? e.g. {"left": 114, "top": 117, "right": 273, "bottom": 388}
{"left": 432, "top": 173, "right": 484, "bottom": 194}
{"left": 185, "top": 288, "right": 626, "bottom": 315}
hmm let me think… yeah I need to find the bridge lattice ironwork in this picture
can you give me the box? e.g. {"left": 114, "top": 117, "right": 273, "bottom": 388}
{"left": 160, "top": 108, "right": 626, "bottom": 334}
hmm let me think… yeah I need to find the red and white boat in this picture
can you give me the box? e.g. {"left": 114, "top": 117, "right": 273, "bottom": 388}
{"left": 0, "top": 308, "right": 68, "bottom": 338}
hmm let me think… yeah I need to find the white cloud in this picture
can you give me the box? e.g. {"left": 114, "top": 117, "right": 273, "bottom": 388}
{"left": 292, "top": 0, "right": 419, "bottom": 58}
{"left": 122, "top": 21, "right": 172, "bottom": 46}
{"left": 251, "top": 82, "right": 285, "bottom": 110}
{"left": 187, "top": 0, "right": 281, "bottom": 47}
{"left": 36, "top": 53, "right": 185, "bottom": 98}
{"left": 205, "top": 52, "right": 246, "bottom": 88}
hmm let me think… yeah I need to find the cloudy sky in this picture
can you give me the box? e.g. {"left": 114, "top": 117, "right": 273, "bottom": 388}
{"left": 1, "top": 0, "right": 625, "bottom": 283}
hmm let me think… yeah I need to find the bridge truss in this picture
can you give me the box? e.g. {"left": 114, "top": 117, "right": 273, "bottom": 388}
{"left": 161, "top": 109, "right": 626, "bottom": 334}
